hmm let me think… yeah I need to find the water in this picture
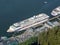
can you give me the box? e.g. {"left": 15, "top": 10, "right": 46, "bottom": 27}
{"left": 0, "top": 0, "right": 60, "bottom": 37}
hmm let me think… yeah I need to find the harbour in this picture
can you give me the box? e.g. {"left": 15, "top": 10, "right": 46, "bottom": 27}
{"left": 0, "top": 0, "right": 60, "bottom": 37}
{"left": 0, "top": 0, "right": 60, "bottom": 45}
{"left": 0, "top": 5, "right": 60, "bottom": 45}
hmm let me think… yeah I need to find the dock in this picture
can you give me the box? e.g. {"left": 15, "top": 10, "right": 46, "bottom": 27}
{"left": 49, "top": 15, "right": 60, "bottom": 21}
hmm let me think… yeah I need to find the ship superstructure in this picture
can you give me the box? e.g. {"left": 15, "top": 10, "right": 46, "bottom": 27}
{"left": 7, "top": 13, "right": 49, "bottom": 32}
{"left": 51, "top": 6, "right": 60, "bottom": 16}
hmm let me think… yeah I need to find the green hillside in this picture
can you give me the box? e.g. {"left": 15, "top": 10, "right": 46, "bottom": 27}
{"left": 38, "top": 26, "right": 60, "bottom": 45}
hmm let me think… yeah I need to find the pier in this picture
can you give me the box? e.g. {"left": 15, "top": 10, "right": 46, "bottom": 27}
{"left": 49, "top": 15, "right": 60, "bottom": 21}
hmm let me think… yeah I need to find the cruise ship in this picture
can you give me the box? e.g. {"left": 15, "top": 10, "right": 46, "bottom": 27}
{"left": 51, "top": 6, "right": 60, "bottom": 16}
{"left": 7, "top": 13, "right": 49, "bottom": 32}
